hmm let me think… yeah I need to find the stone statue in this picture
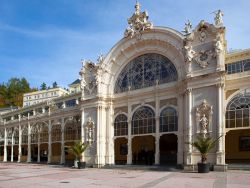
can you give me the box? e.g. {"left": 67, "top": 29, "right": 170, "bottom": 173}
{"left": 97, "top": 53, "right": 104, "bottom": 64}
{"left": 124, "top": 1, "right": 153, "bottom": 38}
{"left": 214, "top": 10, "right": 224, "bottom": 26}
{"left": 86, "top": 117, "right": 94, "bottom": 142}
{"left": 200, "top": 114, "right": 208, "bottom": 135}
{"left": 215, "top": 34, "right": 223, "bottom": 54}
{"left": 183, "top": 20, "right": 192, "bottom": 35}
{"left": 196, "top": 99, "right": 213, "bottom": 137}
{"left": 184, "top": 45, "right": 195, "bottom": 62}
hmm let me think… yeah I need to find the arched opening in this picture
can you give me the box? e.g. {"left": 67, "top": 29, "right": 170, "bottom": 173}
{"left": 225, "top": 89, "right": 250, "bottom": 164}
{"left": 6, "top": 129, "right": 12, "bottom": 161}
{"left": 51, "top": 123, "right": 61, "bottom": 164}
{"left": 132, "top": 135, "right": 155, "bottom": 165}
{"left": 160, "top": 134, "right": 177, "bottom": 165}
{"left": 114, "top": 137, "right": 127, "bottom": 165}
{"left": 130, "top": 106, "right": 155, "bottom": 165}
{"left": 13, "top": 128, "right": 19, "bottom": 162}
{"left": 21, "top": 126, "right": 28, "bottom": 162}
{"left": 31, "top": 125, "right": 39, "bottom": 162}
{"left": 40, "top": 124, "right": 48, "bottom": 162}
{"left": 114, "top": 114, "right": 128, "bottom": 165}
{"left": 64, "top": 117, "right": 81, "bottom": 165}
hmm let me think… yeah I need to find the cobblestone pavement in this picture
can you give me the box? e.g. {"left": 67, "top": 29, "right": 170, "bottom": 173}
{"left": 0, "top": 163, "right": 250, "bottom": 188}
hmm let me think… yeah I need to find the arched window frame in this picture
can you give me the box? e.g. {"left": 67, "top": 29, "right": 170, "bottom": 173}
{"left": 114, "top": 53, "right": 178, "bottom": 93}
{"left": 226, "top": 89, "right": 250, "bottom": 128}
{"left": 114, "top": 113, "right": 128, "bottom": 137}
{"left": 160, "top": 106, "right": 178, "bottom": 132}
{"left": 132, "top": 106, "right": 155, "bottom": 135}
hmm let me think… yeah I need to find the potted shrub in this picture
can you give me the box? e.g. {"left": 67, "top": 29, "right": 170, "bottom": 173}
{"left": 65, "top": 141, "right": 88, "bottom": 169}
{"left": 188, "top": 135, "right": 222, "bottom": 173}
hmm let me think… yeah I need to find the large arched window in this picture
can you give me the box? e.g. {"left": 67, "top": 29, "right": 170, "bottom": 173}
{"left": 160, "top": 107, "right": 178, "bottom": 132}
{"left": 114, "top": 114, "right": 128, "bottom": 136}
{"left": 114, "top": 53, "right": 178, "bottom": 93}
{"left": 132, "top": 106, "right": 155, "bottom": 135}
{"left": 226, "top": 89, "right": 250, "bottom": 128}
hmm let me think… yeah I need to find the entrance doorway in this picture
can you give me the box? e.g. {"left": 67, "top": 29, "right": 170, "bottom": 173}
{"left": 114, "top": 137, "right": 127, "bottom": 165}
{"left": 160, "top": 134, "right": 177, "bottom": 165}
{"left": 226, "top": 129, "right": 250, "bottom": 164}
{"left": 132, "top": 135, "right": 155, "bottom": 165}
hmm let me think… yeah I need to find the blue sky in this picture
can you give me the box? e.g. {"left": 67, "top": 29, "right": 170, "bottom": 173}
{"left": 1, "top": 0, "right": 250, "bottom": 89}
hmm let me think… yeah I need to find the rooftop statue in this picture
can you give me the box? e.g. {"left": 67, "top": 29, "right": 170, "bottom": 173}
{"left": 183, "top": 20, "right": 192, "bottom": 35}
{"left": 124, "top": 1, "right": 153, "bottom": 38}
{"left": 213, "top": 10, "right": 224, "bottom": 26}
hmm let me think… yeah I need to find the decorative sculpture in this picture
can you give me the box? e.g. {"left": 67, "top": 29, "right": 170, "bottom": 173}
{"left": 199, "top": 114, "right": 208, "bottom": 135}
{"left": 183, "top": 20, "right": 192, "bottom": 35}
{"left": 196, "top": 100, "right": 213, "bottom": 137}
{"left": 86, "top": 117, "right": 95, "bottom": 144}
{"left": 79, "top": 60, "right": 98, "bottom": 96}
{"left": 184, "top": 45, "right": 195, "bottom": 63}
{"left": 215, "top": 34, "right": 223, "bottom": 55}
{"left": 213, "top": 10, "right": 224, "bottom": 26}
{"left": 124, "top": 1, "right": 153, "bottom": 38}
{"left": 97, "top": 53, "right": 104, "bottom": 64}
{"left": 194, "top": 50, "right": 214, "bottom": 68}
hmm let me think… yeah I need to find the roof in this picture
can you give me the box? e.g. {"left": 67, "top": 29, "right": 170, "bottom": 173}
{"left": 69, "top": 79, "right": 81, "bottom": 86}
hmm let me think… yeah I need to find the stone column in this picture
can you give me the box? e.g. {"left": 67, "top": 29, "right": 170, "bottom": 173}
{"left": 81, "top": 109, "right": 85, "bottom": 162}
{"left": 177, "top": 93, "right": 184, "bottom": 165}
{"left": 127, "top": 102, "right": 132, "bottom": 165}
{"left": 18, "top": 118, "right": 22, "bottom": 162}
{"left": 37, "top": 132, "right": 40, "bottom": 163}
{"left": 48, "top": 120, "right": 52, "bottom": 163}
{"left": 155, "top": 94, "right": 160, "bottom": 165}
{"left": 27, "top": 120, "right": 31, "bottom": 163}
{"left": 185, "top": 88, "right": 192, "bottom": 165}
{"left": 105, "top": 104, "right": 115, "bottom": 165}
{"left": 154, "top": 129, "right": 160, "bottom": 165}
{"left": 11, "top": 130, "right": 14, "bottom": 162}
{"left": 3, "top": 127, "right": 7, "bottom": 162}
{"left": 60, "top": 118, "right": 65, "bottom": 164}
{"left": 96, "top": 105, "right": 106, "bottom": 167}
{"left": 216, "top": 83, "right": 225, "bottom": 165}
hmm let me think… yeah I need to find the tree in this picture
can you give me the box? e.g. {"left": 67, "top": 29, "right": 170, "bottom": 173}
{"left": 40, "top": 82, "right": 47, "bottom": 90}
{"left": 52, "top": 82, "right": 58, "bottom": 88}
{"left": 188, "top": 135, "right": 222, "bottom": 163}
{"left": 0, "top": 77, "right": 36, "bottom": 107}
{"left": 65, "top": 141, "right": 88, "bottom": 168}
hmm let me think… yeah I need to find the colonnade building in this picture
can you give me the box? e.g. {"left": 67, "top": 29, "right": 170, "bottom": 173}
{"left": 0, "top": 3, "right": 250, "bottom": 171}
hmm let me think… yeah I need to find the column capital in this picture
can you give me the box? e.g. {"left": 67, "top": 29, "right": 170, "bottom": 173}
{"left": 216, "top": 82, "right": 224, "bottom": 88}
{"left": 184, "top": 88, "right": 192, "bottom": 95}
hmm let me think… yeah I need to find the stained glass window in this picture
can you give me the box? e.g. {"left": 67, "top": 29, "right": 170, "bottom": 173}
{"left": 114, "top": 53, "right": 178, "bottom": 93}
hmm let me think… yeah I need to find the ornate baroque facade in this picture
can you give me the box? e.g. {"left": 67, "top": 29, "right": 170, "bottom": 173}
{"left": 1, "top": 3, "right": 250, "bottom": 171}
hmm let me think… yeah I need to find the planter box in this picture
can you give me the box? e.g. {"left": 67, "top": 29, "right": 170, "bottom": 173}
{"left": 197, "top": 163, "right": 210, "bottom": 173}
{"left": 77, "top": 162, "right": 86, "bottom": 169}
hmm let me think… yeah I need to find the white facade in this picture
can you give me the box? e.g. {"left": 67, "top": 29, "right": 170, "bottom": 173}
{"left": 0, "top": 3, "right": 250, "bottom": 171}
{"left": 23, "top": 88, "right": 68, "bottom": 107}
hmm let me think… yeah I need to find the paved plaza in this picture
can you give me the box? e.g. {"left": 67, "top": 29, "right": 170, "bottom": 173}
{"left": 0, "top": 163, "right": 250, "bottom": 188}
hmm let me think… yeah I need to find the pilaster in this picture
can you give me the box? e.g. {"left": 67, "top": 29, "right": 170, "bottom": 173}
{"left": 60, "top": 118, "right": 65, "bottom": 164}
